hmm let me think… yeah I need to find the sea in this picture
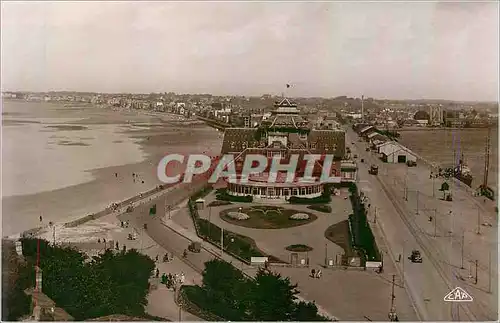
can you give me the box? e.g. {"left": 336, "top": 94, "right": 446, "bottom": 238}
{"left": 399, "top": 128, "right": 499, "bottom": 190}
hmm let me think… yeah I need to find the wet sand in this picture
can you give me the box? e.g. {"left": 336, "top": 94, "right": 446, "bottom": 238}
{"left": 2, "top": 101, "right": 222, "bottom": 236}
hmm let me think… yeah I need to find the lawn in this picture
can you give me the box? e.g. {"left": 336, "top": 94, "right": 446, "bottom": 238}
{"left": 324, "top": 220, "right": 356, "bottom": 257}
{"left": 220, "top": 206, "right": 317, "bottom": 229}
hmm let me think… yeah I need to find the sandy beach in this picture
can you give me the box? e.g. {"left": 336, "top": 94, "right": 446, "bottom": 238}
{"left": 2, "top": 101, "right": 222, "bottom": 237}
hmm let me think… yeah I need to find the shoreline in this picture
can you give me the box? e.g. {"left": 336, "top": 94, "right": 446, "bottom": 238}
{"left": 2, "top": 101, "right": 222, "bottom": 237}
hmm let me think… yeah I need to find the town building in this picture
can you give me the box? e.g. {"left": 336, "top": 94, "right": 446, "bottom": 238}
{"left": 220, "top": 98, "right": 346, "bottom": 203}
{"left": 376, "top": 141, "right": 418, "bottom": 164}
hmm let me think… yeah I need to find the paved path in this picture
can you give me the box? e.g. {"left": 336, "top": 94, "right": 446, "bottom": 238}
{"left": 346, "top": 126, "right": 498, "bottom": 321}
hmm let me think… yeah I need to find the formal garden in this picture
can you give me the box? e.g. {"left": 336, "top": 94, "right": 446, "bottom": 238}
{"left": 3, "top": 238, "right": 163, "bottom": 321}
{"left": 188, "top": 186, "right": 283, "bottom": 263}
{"left": 219, "top": 206, "right": 317, "bottom": 229}
{"left": 179, "top": 259, "right": 328, "bottom": 321}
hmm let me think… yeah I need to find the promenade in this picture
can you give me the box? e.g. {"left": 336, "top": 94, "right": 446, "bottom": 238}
{"left": 346, "top": 126, "right": 498, "bottom": 321}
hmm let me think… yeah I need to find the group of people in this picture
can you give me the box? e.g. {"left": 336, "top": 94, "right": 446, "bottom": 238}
{"left": 160, "top": 272, "right": 186, "bottom": 289}
{"left": 114, "top": 172, "right": 145, "bottom": 184}
{"left": 310, "top": 268, "right": 322, "bottom": 279}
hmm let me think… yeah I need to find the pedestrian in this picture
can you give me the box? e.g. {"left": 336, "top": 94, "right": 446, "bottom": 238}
{"left": 316, "top": 269, "right": 322, "bottom": 279}
{"left": 311, "top": 268, "right": 316, "bottom": 278}
{"left": 156, "top": 268, "right": 160, "bottom": 278}
{"left": 121, "top": 221, "right": 124, "bottom": 227}
{"left": 115, "top": 173, "right": 118, "bottom": 178}
{"left": 155, "top": 255, "right": 159, "bottom": 262}
{"left": 98, "top": 238, "right": 101, "bottom": 243}
{"left": 39, "top": 215, "right": 43, "bottom": 222}
{"left": 116, "top": 241, "right": 119, "bottom": 250}
{"left": 180, "top": 272, "right": 185, "bottom": 284}
{"left": 183, "top": 249, "right": 188, "bottom": 258}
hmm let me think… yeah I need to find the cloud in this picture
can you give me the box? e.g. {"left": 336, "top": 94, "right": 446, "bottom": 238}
{"left": 1, "top": 1, "right": 498, "bottom": 101}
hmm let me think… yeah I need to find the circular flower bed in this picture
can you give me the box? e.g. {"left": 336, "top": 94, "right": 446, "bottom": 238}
{"left": 220, "top": 206, "right": 316, "bottom": 229}
{"left": 289, "top": 213, "right": 310, "bottom": 220}
{"left": 226, "top": 211, "right": 250, "bottom": 220}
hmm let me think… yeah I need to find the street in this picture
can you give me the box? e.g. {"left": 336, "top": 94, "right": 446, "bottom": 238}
{"left": 345, "top": 126, "right": 498, "bottom": 321}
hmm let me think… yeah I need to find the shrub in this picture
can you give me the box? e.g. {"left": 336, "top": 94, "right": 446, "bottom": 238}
{"left": 216, "top": 189, "right": 253, "bottom": 202}
{"left": 208, "top": 200, "right": 233, "bottom": 207}
{"left": 288, "top": 195, "right": 330, "bottom": 204}
{"left": 307, "top": 204, "right": 331, "bottom": 213}
{"left": 285, "top": 244, "right": 313, "bottom": 252}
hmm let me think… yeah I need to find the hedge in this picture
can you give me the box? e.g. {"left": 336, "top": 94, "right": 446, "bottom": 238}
{"left": 215, "top": 188, "right": 253, "bottom": 203}
{"left": 347, "top": 184, "right": 381, "bottom": 263}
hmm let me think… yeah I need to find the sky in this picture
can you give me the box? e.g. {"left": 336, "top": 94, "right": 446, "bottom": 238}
{"left": 1, "top": 1, "right": 498, "bottom": 101}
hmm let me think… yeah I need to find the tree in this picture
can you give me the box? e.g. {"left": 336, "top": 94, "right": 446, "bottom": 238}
{"left": 18, "top": 238, "right": 154, "bottom": 320}
{"left": 201, "top": 259, "right": 250, "bottom": 320}
{"left": 293, "top": 301, "right": 328, "bottom": 321}
{"left": 247, "top": 268, "right": 299, "bottom": 321}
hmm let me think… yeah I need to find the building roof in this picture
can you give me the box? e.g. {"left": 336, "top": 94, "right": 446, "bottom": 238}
{"left": 308, "top": 130, "right": 345, "bottom": 158}
{"left": 221, "top": 128, "right": 258, "bottom": 154}
{"left": 378, "top": 141, "right": 417, "bottom": 157}
{"left": 360, "top": 125, "right": 374, "bottom": 134}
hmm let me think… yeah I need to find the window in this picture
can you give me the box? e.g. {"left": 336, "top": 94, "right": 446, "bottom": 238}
{"left": 307, "top": 187, "right": 312, "bottom": 194}
{"left": 300, "top": 187, "right": 306, "bottom": 195}
{"left": 292, "top": 188, "right": 298, "bottom": 196}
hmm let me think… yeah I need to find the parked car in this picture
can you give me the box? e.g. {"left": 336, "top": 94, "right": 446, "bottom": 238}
{"left": 409, "top": 250, "right": 422, "bottom": 263}
{"left": 368, "top": 165, "right": 379, "bottom": 175}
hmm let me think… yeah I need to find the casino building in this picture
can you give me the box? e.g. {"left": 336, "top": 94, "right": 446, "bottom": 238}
{"left": 219, "top": 98, "right": 346, "bottom": 203}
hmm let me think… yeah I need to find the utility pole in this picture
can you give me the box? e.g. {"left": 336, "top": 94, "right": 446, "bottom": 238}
{"left": 474, "top": 260, "right": 478, "bottom": 284}
{"left": 374, "top": 207, "right": 377, "bottom": 224}
{"left": 388, "top": 274, "right": 397, "bottom": 321}
{"left": 401, "top": 242, "right": 405, "bottom": 287}
{"left": 460, "top": 232, "right": 465, "bottom": 269}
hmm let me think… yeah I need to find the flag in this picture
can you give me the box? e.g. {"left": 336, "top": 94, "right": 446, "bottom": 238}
{"left": 149, "top": 204, "right": 156, "bottom": 216}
